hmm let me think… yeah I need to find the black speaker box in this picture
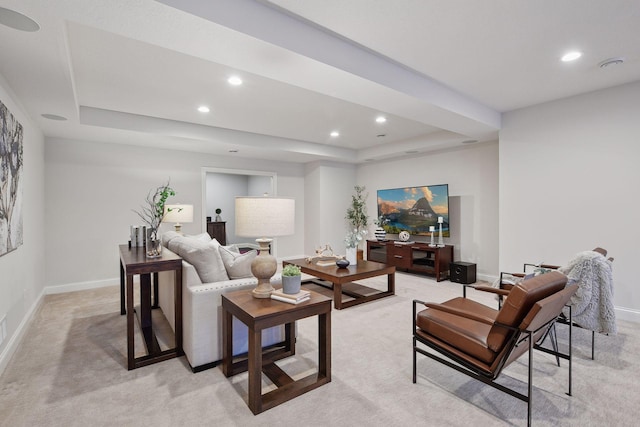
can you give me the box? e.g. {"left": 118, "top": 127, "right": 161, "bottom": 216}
{"left": 450, "top": 262, "right": 477, "bottom": 284}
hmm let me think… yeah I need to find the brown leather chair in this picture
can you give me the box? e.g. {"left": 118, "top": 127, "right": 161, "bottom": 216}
{"left": 413, "top": 271, "right": 578, "bottom": 426}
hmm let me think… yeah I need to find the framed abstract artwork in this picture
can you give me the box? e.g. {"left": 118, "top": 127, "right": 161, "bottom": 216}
{"left": 0, "top": 99, "right": 24, "bottom": 256}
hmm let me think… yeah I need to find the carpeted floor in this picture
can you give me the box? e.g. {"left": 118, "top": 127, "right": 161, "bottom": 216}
{"left": 1, "top": 272, "right": 638, "bottom": 426}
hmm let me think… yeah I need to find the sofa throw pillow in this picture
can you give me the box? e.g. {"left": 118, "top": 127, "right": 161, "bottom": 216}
{"left": 168, "top": 236, "right": 229, "bottom": 283}
{"left": 219, "top": 246, "right": 257, "bottom": 279}
{"left": 162, "top": 231, "right": 182, "bottom": 248}
{"left": 186, "top": 232, "right": 212, "bottom": 242}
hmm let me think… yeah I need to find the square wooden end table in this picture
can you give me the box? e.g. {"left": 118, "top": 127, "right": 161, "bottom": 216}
{"left": 119, "top": 244, "right": 183, "bottom": 370}
{"left": 221, "top": 289, "right": 332, "bottom": 415}
{"left": 283, "top": 258, "right": 395, "bottom": 310}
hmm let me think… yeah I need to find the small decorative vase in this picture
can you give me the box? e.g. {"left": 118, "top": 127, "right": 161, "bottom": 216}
{"left": 345, "top": 247, "right": 357, "bottom": 265}
{"left": 145, "top": 230, "right": 162, "bottom": 258}
{"left": 336, "top": 259, "right": 350, "bottom": 268}
{"left": 282, "top": 275, "right": 301, "bottom": 294}
{"left": 375, "top": 226, "right": 386, "bottom": 241}
{"left": 215, "top": 214, "right": 222, "bottom": 222}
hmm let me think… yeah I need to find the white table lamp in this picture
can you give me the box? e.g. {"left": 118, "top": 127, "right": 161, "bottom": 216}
{"left": 235, "top": 196, "right": 295, "bottom": 298}
{"left": 163, "top": 204, "right": 194, "bottom": 233}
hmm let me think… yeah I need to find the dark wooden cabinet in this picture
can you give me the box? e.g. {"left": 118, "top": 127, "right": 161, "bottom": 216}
{"left": 366, "top": 240, "right": 453, "bottom": 281}
{"left": 207, "top": 221, "right": 226, "bottom": 245}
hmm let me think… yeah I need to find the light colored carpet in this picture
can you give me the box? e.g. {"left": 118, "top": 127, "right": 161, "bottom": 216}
{"left": 1, "top": 272, "right": 638, "bottom": 426}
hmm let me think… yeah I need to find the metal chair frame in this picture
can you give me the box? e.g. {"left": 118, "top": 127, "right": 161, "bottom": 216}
{"left": 413, "top": 300, "right": 573, "bottom": 427}
{"left": 499, "top": 263, "right": 595, "bottom": 360}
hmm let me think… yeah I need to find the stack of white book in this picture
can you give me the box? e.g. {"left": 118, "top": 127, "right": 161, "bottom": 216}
{"left": 271, "top": 288, "right": 311, "bottom": 305}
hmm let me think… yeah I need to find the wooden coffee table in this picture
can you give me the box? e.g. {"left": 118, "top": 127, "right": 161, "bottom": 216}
{"left": 283, "top": 258, "right": 395, "bottom": 310}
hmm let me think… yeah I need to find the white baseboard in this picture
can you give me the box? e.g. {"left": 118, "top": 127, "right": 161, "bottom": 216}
{"left": 614, "top": 306, "right": 640, "bottom": 323}
{"left": 1, "top": 278, "right": 120, "bottom": 377}
{"left": 45, "top": 277, "right": 120, "bottom": 294}
{"left": 477, "top": 273, "right": 498, "bottom": 284}
{"left": 0, "top": 288, "right": 45, "bottom": 377}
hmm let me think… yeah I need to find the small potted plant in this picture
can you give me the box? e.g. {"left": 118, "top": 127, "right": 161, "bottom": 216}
{"left": 215, "top": 208, "right": 222, "bottom": 222}
{"left": 282, "top": 264, "right": 302, "bottom": 294}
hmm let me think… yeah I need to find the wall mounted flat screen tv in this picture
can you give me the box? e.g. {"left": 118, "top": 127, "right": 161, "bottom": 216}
{"left": 377, "top": 184, "right": 450, "bottom": 237}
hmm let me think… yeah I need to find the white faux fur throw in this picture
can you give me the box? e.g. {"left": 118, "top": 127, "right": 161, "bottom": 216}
{"left": 559, "top": 251, "right": 617, "bottom": 334}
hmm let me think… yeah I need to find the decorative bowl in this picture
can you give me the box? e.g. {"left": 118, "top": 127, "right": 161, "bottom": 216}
{"left": 336, "top": 259, "right": 350, "bottom": 268}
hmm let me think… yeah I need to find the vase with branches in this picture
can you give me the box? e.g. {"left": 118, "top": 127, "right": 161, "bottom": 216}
{"left": 344, "top": 185, "right": 369, "bottom": 264}
{"left": 133, "top": 180, "right": 176, "bottom": 257}
{"left": 345, "top": 185, "right": 369, "bottom": 246}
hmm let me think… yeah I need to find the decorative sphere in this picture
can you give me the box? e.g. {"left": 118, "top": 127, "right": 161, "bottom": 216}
{"left": 336, "top": 259, "right": 350, "bottom": 268}
{"left": 399, "top": 230, "right": 411, "bottom": 242}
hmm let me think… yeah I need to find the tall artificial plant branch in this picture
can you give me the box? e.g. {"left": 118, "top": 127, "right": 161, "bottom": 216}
{"left": 345, "top": 185, "right": 369, "bottom": 233}
{"left": 133, "top": 180, "right": 175, "bottom": 238}
{"left": 345, "top": 185, "right": 369, "bottom": 249}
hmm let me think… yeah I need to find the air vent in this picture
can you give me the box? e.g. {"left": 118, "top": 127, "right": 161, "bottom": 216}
{"left": 599, "top": 57, "right": 625, "bottom": 68}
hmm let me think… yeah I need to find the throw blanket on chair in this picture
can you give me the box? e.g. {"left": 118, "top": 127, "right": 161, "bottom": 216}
{"left": 559, "top": 250, "right": 616, "bottom": 334}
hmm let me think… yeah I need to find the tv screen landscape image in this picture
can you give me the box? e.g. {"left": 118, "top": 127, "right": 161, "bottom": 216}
{"left": 377, "top": 184, "right": 450, "bottom": 237}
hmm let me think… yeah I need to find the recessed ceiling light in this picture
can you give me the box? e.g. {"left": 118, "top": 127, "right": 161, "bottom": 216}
{"left": 405, "top": 150, "right": 418, "bottom": 154}
{"left": 375, "top": 116, "right": 387, "bottom": 123}
{"left": 229, "top": 149, "right": 238, "bottom": 153}
{"left": 0, "top": 7, "right": 40, "bottom": 32}
{"left": 598, "top": 57, "right": 625, "bottom": 68}
{"left": 561, "top": 51, "right": 582, "bottom": 62}
{"left": 377, "top": 134, "right": 386, "bottom": 138}
{"left": 461, "top": 139, "right": 478, "bottom": 144}
{"left": 41, "top": 114, "right": 67, "bottom": 121}
{"left": 330, "top": 131, "right": 340, "bottom": 137}
{"left": 197, "top": 106, "right": 210, "bottom": 113}
{"left": 228, "top": 76, "right": 243, "bottom": 86}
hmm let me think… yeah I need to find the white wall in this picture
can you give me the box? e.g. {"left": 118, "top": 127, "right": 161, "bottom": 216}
{"left": 44, "top": 138, "right": 306, "bottom": 289}
{"left": 358, "top": 142, "right": 499, "bottom": 280}
{"left": 205, "top": 173, "right": 247, "bottom": 222}
{"left": 205, "top": 172, "right": 273, "bottom": 244}
{"left": 304, "top": 161, "right": 358, "bottom": 256}
{"left": 500, "top": 81, "right": 640, "bottom": 320}
{"left": 0, "top": 76, "right": 46, "bottom": 373}
{"left": 206, "top": 172, "right": 248, "bottom": 243}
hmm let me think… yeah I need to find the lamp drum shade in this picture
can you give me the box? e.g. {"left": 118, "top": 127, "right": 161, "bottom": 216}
{"left": 163, "top": 204, "right": 194, "bottom": 224}
{"left": 235, "top": 196, "right": 295, "bottom": 298}
{"left": 235, "top": 197, "right": 295, "bottom": 238}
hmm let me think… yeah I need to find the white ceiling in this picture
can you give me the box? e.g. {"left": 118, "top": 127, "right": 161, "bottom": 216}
{"left": 0, "top": 0, "right": 638, "bottom": 164}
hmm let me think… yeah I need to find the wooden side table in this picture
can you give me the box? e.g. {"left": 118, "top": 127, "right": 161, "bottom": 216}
{"left": 221, "top": 289, "right": 332, "bottom": 414}
{"left": 119, "top": 244, "right": 183, "bottom": 370}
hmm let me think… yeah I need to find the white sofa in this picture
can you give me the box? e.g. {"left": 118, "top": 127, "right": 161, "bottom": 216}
{"left": 157, "top": 231, "right": 312, "bottom": 372}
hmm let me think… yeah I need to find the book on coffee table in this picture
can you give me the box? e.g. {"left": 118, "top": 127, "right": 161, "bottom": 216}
{"left": 271, "top": 288, "right": 310, "bottom": 303}
{"left": 271, "top": 294, "right": 311, "bottom": 304}
{"left": 315, "top": 259, "right": 337, "bottom": 267}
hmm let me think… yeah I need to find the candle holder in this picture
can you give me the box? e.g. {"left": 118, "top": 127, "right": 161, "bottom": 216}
{"left": 437, "top": 216, "right": 445, "bottom": 247}
{"left": 428, "top": 226, "right": 436, "bottom": 247}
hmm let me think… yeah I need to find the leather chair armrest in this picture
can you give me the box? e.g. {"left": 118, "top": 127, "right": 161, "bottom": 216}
{"left": 475, "top": 286, "right": 510, "bottom": 296}
{"left": 424, "top": 302, "right": 495, "bottom": 325}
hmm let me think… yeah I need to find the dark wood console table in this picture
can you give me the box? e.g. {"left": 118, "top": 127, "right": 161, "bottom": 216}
{"left": 119, "top": 245, "right": 183, "bottom": 370}
{"left": 366, "top": 240, "right": 453, "bottom": 281}
{"left": 207, "top": 221, "right": 226, "bottom": 245}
